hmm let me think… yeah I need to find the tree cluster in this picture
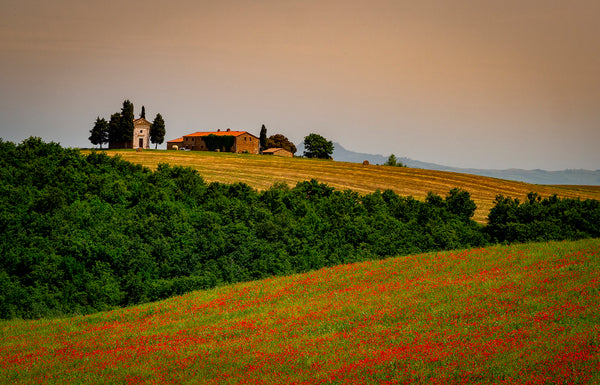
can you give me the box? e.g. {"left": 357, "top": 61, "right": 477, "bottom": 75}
{"left": 385, "top": 154, "right": 406, "bottom": 167}
{"left": 1, "top": 138, "right": 598, "bottom": 319}
{"left": 486, "top": 192, "right": 600, "bottom": 243}
{"left": 258, "top": 125, "right": 297, "bottom": 154}
{"left": 266, "top": 134, "right": 297, "bottom": 154}
{"left": 105, "top": 100, "right": 134, "bottom": 146}
{"left": 89, "top": 100, "right": 165, "bottom": 149}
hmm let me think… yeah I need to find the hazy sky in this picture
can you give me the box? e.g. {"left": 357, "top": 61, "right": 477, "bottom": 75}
{"left": 1, "top": 0, "right": 599, "bottom": 170}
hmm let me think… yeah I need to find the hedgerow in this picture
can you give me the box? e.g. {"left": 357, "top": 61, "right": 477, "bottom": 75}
{"left": 0, "top": 138, "right": 598, "bottom": 319}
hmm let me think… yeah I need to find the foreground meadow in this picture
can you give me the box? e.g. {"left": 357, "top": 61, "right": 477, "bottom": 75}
{"left": 1, "top": 239, "right": 599, "bottom": 384}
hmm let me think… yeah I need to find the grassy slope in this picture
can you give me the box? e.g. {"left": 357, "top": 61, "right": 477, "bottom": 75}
{"left": 85, "top": 149, "right": 600, "bottom": 223}
{"left": 2, "top": 239, "right": 599, "bottom": 384}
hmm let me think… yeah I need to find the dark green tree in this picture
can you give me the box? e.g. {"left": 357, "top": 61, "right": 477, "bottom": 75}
{"left": 150, "top": 113, "right": 166, "bottom": 149}
{"left": 266, "top": 134, "right": 297, "bottom": 154}
{"left": 119, "top": 100, "right": 134, "bottom": 144}
{"left": 303, "top": 133, "right": 333, "bottom": 159}
{"left": 140, "top": 105, "right": 146, "bottom": 119}
{"left": 385, "top": 154, "right": 397, "bottom": 166}
{"left": 89, "top": 117, "right": 108, "bottom": 149}
{"left": 107, "top": 113, "right": 121, "bottom": 145}
{"left": 385, "top": 154, "right": 405, "bottom": 167}
{"left": 445, "top": 188, "right": 477, "bottom": 222}
{"left": 259, "top": 124, "right": 267, "bottom": 151}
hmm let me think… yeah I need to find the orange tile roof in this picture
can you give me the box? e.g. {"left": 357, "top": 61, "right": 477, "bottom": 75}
{"left": 185, "top": 130, "right": 249, "bottom": 137}
{"left": 167, "top": 130, "right": 258, "bottom": 143}
{"left": 263, "top": 148, "right": 287, "bottom": 153}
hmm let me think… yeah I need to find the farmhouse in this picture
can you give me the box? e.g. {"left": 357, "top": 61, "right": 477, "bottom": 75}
{"left": 167, "top": 129, "right": 259, "bottom": 154}
{"left": 262, "top": 147, "right": 293, "bottom": 157}
{"left": 166, "top": 137, "right": 184, "bottom": 150}
{"left": 109, "top": 118, "right": 151, "bottom": 149}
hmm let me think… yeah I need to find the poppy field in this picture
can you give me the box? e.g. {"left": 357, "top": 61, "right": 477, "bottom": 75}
{"left": 1, "top": 239, "right": 599, "bottom": 384}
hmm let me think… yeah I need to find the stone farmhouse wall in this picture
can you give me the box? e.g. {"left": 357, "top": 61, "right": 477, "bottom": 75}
{"left": 233, "top": 133, "right": 260, "bottom": 154}
{"left": 167, "top": 130, "right": 259, "bottom": 154}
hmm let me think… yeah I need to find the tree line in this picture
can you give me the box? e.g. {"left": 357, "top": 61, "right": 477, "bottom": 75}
{"left": 89, "top": 100, "right": 165, "bottom": 149}
{"left": 1, "top": 138, "right": 598, "bottom": 319}
{"left": 258, "top": 125, "right": 334, "bottom": 159}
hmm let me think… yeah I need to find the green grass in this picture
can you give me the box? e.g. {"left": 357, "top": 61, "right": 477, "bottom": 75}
{"left": 83, "top": 149, "right": 600, "bottom": 223}
{"left": 2, "top": 239, "right": 599, "bottom": 384}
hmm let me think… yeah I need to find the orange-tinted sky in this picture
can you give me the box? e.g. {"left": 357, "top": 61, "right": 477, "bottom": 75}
{"left": 1, "top": 0, "right": 599, "bottom": 170}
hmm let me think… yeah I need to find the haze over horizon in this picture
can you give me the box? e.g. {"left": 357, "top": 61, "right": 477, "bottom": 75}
{"left": 1, "top": 0, "right": 599, "bottom": 171}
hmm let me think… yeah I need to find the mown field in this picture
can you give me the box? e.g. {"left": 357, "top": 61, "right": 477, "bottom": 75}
{"left": 1, "top": 239, "right": 599, "bottom": 384}
{"left": 87, "top": 149, "right": 600, "bottom": 223}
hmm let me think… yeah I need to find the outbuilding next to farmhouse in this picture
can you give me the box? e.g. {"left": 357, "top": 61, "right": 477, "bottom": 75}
{"left": 262, "top": 148, "right": 293, "bottom": 157}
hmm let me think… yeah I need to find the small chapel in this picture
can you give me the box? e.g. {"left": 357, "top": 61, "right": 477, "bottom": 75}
{"left": 133, "top": 118, "right": 151, "bottom": 149}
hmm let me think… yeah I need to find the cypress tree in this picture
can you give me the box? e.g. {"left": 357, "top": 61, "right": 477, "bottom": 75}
{"left": 150, "top": 113, "right": 166, "bottom": 149}
{"left": 259, "top": 124, "right": 267, "bottom": 151}
{"left": 119, "top": 100, "right": 134, "bottom": 145}
{"left": 107, "top": 113, "right": 121, "bottom": 144}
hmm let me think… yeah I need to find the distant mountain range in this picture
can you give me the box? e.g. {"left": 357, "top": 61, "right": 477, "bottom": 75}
{"left": 296, "top": 142, "right": 600, "bottom": 186}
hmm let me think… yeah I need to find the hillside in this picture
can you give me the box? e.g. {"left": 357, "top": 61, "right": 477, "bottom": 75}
{"left": 323, "top": 142, "right": 600, "bottom": 186}
{"left": 0, "top": 139, "right": 490, "bottom": 319}
{"left": 8, "top": 139, "right": 600, "bottom": 320}
{"left": 2, "top": 239, "right": 599, "bottom": 384}
{"left": 95, "top": 149, "right": 600, "bottom": 223}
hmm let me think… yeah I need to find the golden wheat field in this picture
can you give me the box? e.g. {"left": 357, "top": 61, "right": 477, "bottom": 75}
{"left": 83, "top": 149, "right": 600, "bottom": 223}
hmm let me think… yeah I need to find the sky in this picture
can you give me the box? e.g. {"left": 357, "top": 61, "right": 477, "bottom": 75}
{"left": 1, "top": 0, "right": 599, "bottom": 171}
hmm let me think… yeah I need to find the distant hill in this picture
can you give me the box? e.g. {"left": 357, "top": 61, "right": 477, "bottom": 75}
{"left": 296, "top": 142, "right": 600, "bottom": 186}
